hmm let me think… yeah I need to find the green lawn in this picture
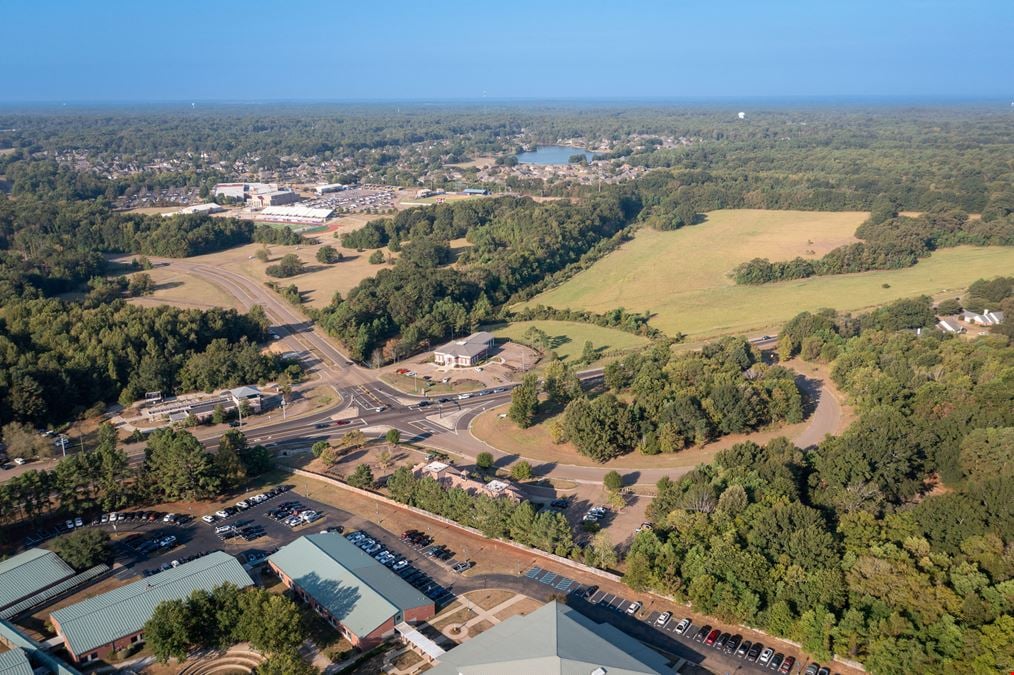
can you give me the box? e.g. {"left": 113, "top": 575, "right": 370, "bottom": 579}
{"left": 491, "top": 320, "right": 649, "bottom": 365}
{"left": 526, "top": 209, "right": 1014, "bottom": 340}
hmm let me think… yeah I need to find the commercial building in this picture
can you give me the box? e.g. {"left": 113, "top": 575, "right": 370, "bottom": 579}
{"left": 315, "top": 183, "right": 348, "bottom": 194}
{"left": 462, "top": 188, "right": 489, "bottom": 195}
{"left": 269, "top": 533, "right": 435, "bottom": 650}
{"left": 433, "top": 331, "right": 495, "bottom": 367}
{"left": 0, "top": 550, "right": 75, "bottom": 616}
{"left": 50, "top": 552, "right": 252, "bottom": 663}
{"left": 160, "top": 203, "right": 224, "bottom": 217}
{"left": 258, "top": 205, "right": 334, "bottom": 225}
{"left": 429, "top": 601, "right": 675, "bottom": 674}
{"left": 141, "top": 386, "right": 261, "bottom": 423}
{"left": 252, "top": 189, "right": 300, "bottom": 207}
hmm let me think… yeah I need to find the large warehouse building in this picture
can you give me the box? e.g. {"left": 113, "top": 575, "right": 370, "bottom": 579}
{"left": 269, "top": 533, "right": 435, "bottom": 649}
{"left": 50, "top": 552, "right": 252, "bottom": 664}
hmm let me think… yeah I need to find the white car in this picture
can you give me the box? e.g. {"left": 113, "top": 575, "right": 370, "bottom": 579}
{"left": 202, "top": 515, "right": 216, "bottom": 524}
{"left": 236, "top": 500, "right": 250, "bottom": 509}
{"left": 163, "top": 513, "right": 176, "bottom": 523}
{"left": 457, "top": 393, "right": 472, "bottom": 400}
{"left": 674, "top": 618, "right": 691, "bottom": 634}
{"left": 74, "top": 517, "right": 83, "bottom": 528}
{"left": 758, "top": 648, "right": 775, "bottom": 665}
{"left": 626, "top": 601, "right": 641, "bottom": 616}
{"left": 108, "top": 512, "right": 119, "bottom": 522}
{"left": 65, "top": 519, "right": 75, "bottom": 530}
{"left": 215, "top": 524, "right": 234, "bottom": 534}
{"left": 215, "top": 510, "right": 229, "bottom": 519}
{"left": 13, "top": 457, "right": 26, "bottom": 465}
{"left": 656, "top": 611, "right": 671, "bottom": 627}
{"left": 392, "top": 559, "right": 409, "bottom": 571}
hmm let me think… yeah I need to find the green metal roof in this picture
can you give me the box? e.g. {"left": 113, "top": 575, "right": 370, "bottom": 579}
{"left": 0, "top": 564, "right": 109, "bottom": 621}
{"left": 51, "top": 551, "right": 252, "bottom": 656}
{"left": 0, "top": 620, "right": 82, "bottom": 675}
{"left": 429, "top": 601, "right": 674, "bottom": 675}
{"left": 269, "top": 533, "right": 432, "bottom": 638}
{"left": 0, "top": 549, "right": 74, "bottom": 610}
{"left": 0, "top": 649, "right": 31, "bottom": 675}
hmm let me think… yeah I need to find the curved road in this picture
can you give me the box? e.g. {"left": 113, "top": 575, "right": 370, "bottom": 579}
{"left": 140, "top": 260, "right": 845, "bottom": 486}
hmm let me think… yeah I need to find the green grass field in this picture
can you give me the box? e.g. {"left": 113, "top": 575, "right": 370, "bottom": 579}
{"left": 491, "top": 320, "right": 649, "bottom": 365}
{"left": 526, "top": 209, "right": 1014, "bottom": 340}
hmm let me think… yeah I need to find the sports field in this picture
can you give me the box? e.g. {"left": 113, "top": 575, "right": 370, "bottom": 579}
{"left": 491, "top": 320, "right": 649, "bottom": 365}
{"left": 526, "top": 209, "right": 1014, "bottom": 340}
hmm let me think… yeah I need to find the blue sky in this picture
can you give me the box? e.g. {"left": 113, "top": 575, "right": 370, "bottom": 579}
{"left": 1, "top": 0, "right": 1010, "bottom": 102}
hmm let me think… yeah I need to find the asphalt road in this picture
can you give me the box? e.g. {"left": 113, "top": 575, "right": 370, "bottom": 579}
{"left": 105, "top": 486, "right": 771, "bottom": 675}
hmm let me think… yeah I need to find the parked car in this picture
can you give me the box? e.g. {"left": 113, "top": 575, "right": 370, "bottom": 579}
{"left": 674, "top": 618, "right": 691, "bottom": 634}
{"left": 694, "top": 625, "right": 711, "bottom": 642}
{"left": 768, "top": 653, "right": 784, "bottom": 671}
{"left": 758, "top": 648, "right": 775, "bottom": 666}
{"left": 202, "top": 514, "right": 216, "bottom": 524}
{"left": 625, "top": 601, "right": 641, "bottom": 616}
{"left": 747, "top": 643, "right": 764, "bottom": 662}
{"left": 65, "top": 519, "right": 75, "bottom": 530}
{"left": 715, "top": 632, "right": 729, "bottom": 649}
{"left": 236, "top": 500, "right": 250, "bottom": 509}
{"left": 704, "top": 629, "right": 720, "bottom": 646}
{"left": 550, "top": 498, "right": 569, "bottom": 509}
{"left": 779, "top": 656, "right": 796, "bottom": 673}
{"left": 725, "top": 634, "right": 741, "bottom": 654}
{"left": 392, "top": 559, "right": 409, "bottom": 571}
{"left": 452, "top": 561, "right": 474, "bottom": 573}
{"left": 583, "top": 585, "right": 599, "bottom": 600}
{"left": 817, "top": 668, "right": 831, "bottom": 675}
{"left": 736, "top": 640, "right": 752, "bottom": 658}
{"left": 74, "top": 517, "right": 83, "bottom": 527}
{"left": 215, "top": 525, "right": 234, "bottom": 534}
{"left": 803, "top": 665, "right": 820, "bottom": 675}
{"left": 655, "top": 611, "right": 671, "bottom": 627}
{"left": 101, "top": 514, "right": 110, "bottom": 524}
{"left": 215, "top": 510, "right": 228, "bottom": 519}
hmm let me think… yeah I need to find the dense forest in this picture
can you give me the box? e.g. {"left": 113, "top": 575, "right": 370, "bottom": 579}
{"left": 0, "top": 300, "right": 293, "bottom": 425}
{"left": 318, "top": 193, "right": 641, "bottom": 362}
{"left": 625, "top": 304, "right": 1013, "bottom": 674}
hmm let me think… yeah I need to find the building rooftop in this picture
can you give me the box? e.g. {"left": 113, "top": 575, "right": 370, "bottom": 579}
{"left": 259, "top": 205, "right": 334, "bottom": 219}
{"left": 434, "top": 332, "right": 495, "bottom": 359}
{"left": 269, "top": 533, "right": 432, "bottom": 638}
{"left": 428, "top": 601, "right": 673, "bottom": 675}
{"left": 0, "top": 649, "right": 32, "bottom": 675}
{"left": 51, "top": 551, "right": 252, "bottom": 656}
{"left": 0, "top": 549, "right": 74, "bottom": 610}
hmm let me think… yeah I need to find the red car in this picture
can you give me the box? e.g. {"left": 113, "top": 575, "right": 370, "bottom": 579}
{"left": 704, "top": 629, "right": 720, "bottom": 646}
{"left": 779, "top": 656, "right": 796, "bottom": 673}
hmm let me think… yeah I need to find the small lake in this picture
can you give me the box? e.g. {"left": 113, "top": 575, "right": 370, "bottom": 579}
{"left": 516, "top": 145, "right": 594, "bottom": 165}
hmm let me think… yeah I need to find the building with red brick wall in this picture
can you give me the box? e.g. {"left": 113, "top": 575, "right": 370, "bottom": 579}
{"left": 269, "top": 533, "right": 435, "bottom": 650}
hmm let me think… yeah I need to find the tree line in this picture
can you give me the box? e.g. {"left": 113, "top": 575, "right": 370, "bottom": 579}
{"left": 0, "top": 426, "right": 271, "bottom": 528}
{"left": 625, "top": 305, "right": 1013, "bottom": 674}
{"left": 315, "top": 193, "right": 642, "bottom": 363}
{"left": 385, "top": 466, "right": 575, "bottom": 557}
{"left": 733, "top": 205, "right": 1014, "bottom": 285}
{"left": 0, "top": 298, "right": 293, "bottom": 425}
{"left": 523, "top": 338, "right": 803, "bottom": 462}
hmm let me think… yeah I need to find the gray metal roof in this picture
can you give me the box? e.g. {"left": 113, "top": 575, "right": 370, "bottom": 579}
{"left": 51, "top": 551, "right": 252, "bottom": 656}
{"left": 435, "top": 332, "right": 494, "bottom": 359}
{"left": 0, "top": 549, "right": 74, "bottom": 610}
{"left": 429, "top": 601, "right": 674, "bottom": 675}
{"left": 269, "top": 533, "right": 432, "bottom": 638}
{"left": 0, "top": 649, "right": 31, "bottom": 675}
